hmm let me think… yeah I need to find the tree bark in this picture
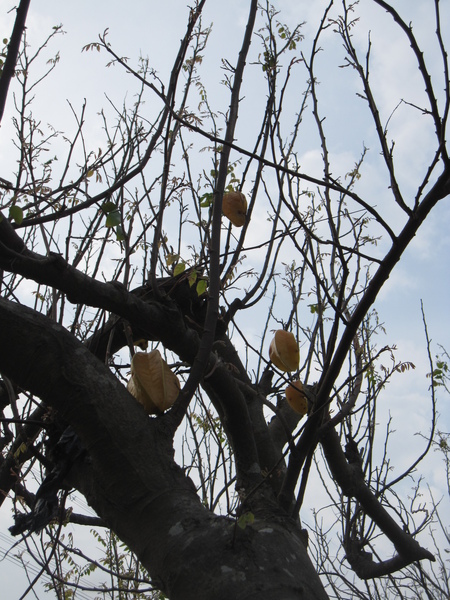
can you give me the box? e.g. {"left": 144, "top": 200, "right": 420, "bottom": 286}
{"left": 0, "top": 297, "right": 329, "bottom": 600}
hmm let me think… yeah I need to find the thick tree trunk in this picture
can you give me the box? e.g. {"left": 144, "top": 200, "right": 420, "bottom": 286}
{"left": 0, "top": 297, "right": 329, "bottom": 600}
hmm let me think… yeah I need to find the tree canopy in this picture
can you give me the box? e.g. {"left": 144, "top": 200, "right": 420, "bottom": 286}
{"left": 0, "top": 1, "right": 449, "bottom": 598}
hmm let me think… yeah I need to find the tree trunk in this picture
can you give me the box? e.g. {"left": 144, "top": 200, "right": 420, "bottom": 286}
{"left": 0, "top": 297, "right": 329, "bottom": 600}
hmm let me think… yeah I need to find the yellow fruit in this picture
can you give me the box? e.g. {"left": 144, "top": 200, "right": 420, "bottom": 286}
{"left": 285, "top": 379, "right": 308, "bottom": 416}
{"left": 222, "top": 191, "right": 247, "bottom": 227}
{"left": 127, "top": 350, "right": 180, "bottom": 415}
{"left": 269, "top": 330, "right": 299, "bottom": 372}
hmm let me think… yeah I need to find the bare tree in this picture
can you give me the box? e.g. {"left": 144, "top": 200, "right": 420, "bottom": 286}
{"left": 0, "top": 1, "right": 448, "bottom": 598}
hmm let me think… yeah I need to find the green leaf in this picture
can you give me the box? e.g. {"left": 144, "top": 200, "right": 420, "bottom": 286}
{"left": 101, "top": 201, "right": 117, "bottom": 214}
{"left": 199, "top": 192, "right": 213, "bottom": 208}
{"left": 9, "top": 205, "right": 23, "bottom": 225}
{"left": 14, "top": 442, "right": 27, "bottom": 459}
{"left": 196, "top": 279, "right": 207, "bottom": 296}
{"left": 188, "top": 269, "right": 198, "bottom": 287}
{"left": 87, "top": 169, "right": 95, "bottom": 178}
{"left": 105, "top": 210, "right": 121, "bottom": 228}
{"left": 166, "top": 253, "right": 179, "bottom": 266}
{"left": 115, "top": 225, "right": 126, "bottom": 241}
{"left": 237, "top": 512, "right": 254, "bottom": 530}
{"left": 174, "top": 262, "right": 186, "bottom": 276}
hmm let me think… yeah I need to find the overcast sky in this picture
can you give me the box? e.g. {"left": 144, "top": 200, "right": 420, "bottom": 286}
{"left": 1, "top": 1, "right": 449, "bottom": 597}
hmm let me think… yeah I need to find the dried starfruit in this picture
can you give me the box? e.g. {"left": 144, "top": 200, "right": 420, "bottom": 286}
{"left": 127, "top": 350, "right": 180, "bottom": 415}
{"left": 269, "top": 330, "right": 299, "bottom": 372}
{"left": 222, "top": 191, "right": 247, "bottom": 227}
{"left": 285, "top": 379, "right": 308, "bottom": 416}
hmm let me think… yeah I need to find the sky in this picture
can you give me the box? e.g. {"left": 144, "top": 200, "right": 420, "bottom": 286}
{"left": 1, "top": 0, "right": 450, "bottom": 597}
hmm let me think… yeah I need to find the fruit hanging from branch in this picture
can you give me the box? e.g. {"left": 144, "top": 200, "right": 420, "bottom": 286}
{"left": 269, "top": 330, "right": 299, "bottom": 372}
{"left": 285, "top": 379, "right": 308, "bottom": 416}
{"left": 127, "top": 350, "right": 180, "bottom": 415}
{"left": 222, "top": 191, "right": 247, "bottom": 227}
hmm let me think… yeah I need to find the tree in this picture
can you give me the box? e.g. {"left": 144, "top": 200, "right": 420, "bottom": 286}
{"left": 0, "top": 0, "right": 449, "bottom": 598}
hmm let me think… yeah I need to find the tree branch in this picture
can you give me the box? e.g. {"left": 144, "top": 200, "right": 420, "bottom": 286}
{"left": 320, "top": 425, "right": 434, "bottom": 573}
{"left": 0, "top": 0, "right": 31, "bottom": 124}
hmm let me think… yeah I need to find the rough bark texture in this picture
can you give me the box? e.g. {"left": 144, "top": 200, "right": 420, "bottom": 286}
{"left": 0, "top": 297, "right": 329, "bottom": 600}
